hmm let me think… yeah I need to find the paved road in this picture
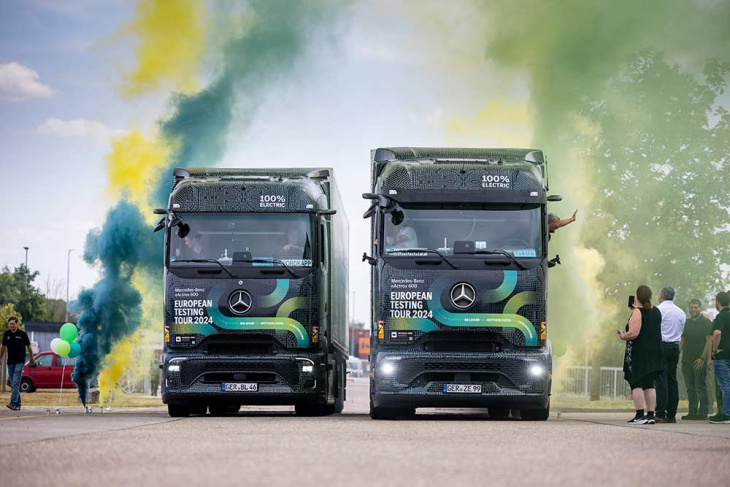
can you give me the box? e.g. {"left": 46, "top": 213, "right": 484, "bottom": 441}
{"left": 2, "top": 379, "right": 729, "bottom": 486}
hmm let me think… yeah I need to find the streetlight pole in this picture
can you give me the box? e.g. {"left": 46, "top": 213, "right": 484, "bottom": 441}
{"left": 23, "top": 246, "right": 29, "bottom": 267}
{"left": 65, "top": 249, "right": 74, "bottom": 322}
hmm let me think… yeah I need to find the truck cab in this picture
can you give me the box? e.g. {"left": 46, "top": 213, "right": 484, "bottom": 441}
{"left": 157, "top": 167, "right": 348, "bottom": 417}
{"left": 363, "top": 147, "right": 557, "bottom": 420}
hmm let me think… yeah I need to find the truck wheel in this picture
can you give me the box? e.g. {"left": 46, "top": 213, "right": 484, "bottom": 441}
{"left": 168, "top": 404, "right": 191, "bottom": 417}
{"left": 191, "top": 402, "right": 208, "bottom": 415}
{"left": 209, "top": 403, "right": 239, "bottom": 416}
{"left": 370, "top": 401, "right": 414, "bottom": 420}
{"left": 521, "top": 403, "right": 550, "bottom": 421}
{"left": 20, "top": 378, "right": 35, "bottom": 393}
{"left": 296, "top": 401, "right": 327, "bottom": 416}
{"left": 489, "top": 407, "right": 510, "bottom": 420}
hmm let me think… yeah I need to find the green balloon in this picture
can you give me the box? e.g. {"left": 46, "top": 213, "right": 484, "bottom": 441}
{"left": 60, "top": 323, "right": 78, "bottom": 343}
{"left": 56, "top": 340, "right": 71, "bottom": 357}
{"left": 68, "top": 342, "right": 81, "bottom": 358}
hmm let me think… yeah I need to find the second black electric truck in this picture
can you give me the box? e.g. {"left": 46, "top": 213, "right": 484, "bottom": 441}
{"left": 156, "top": 167, "right": 348, "bottom": 417}
{"left": 363, "top": 147, "right": 558, "bottom": 420}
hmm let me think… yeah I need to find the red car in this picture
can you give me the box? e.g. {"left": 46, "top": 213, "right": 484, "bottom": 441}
{"left": 20, "top": 351, "right": 76, "bottom": 392}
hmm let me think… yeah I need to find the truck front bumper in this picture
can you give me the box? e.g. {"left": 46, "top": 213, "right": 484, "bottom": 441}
{"left": 371, "top": 349, "right": 551, "bottom": 410}
{"left": 162, "top": 353, "right": 325, "bottom": 405}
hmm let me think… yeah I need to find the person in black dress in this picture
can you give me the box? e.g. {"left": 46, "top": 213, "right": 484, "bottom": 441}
{"left": 619, "top": 285, "right": 664, "bottom": 424}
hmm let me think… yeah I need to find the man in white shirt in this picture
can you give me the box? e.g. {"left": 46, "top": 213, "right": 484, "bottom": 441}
{"left": 655, "top": 286, "right": 687, "bottom": 423}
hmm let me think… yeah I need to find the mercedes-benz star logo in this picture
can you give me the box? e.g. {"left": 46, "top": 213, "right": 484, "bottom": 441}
{"left": 450, "top": 283, "right": 476, "bottom": 309}
{"left": 228, "top": 289, "right": 252, "bottom": 315}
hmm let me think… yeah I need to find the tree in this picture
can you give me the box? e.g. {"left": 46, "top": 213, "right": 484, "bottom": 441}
{"left": 0, "top": 266, "right": 49, "bottom": 322}
{"left": 0, "top": 303, "right": 23, "bottom": 333}
{"left": 578, "top": 52, "right": 730, "bottom": 362}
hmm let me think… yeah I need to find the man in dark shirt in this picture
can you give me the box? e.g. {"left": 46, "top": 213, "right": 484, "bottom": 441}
{"left": 709, "top": 292, "right": 730, "bottom": 424}
{"left": 0, "top": 316, "right": 35, "bottom": 410}
{"left": 680, "top": 299, "right": 713, "bottom": 420}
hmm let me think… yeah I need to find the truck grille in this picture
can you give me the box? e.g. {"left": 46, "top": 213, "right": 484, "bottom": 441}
{"left": 180, "top": 360, "right": 299, "bottom": 387}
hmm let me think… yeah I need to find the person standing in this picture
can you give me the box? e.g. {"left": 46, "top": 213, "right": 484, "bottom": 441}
{"left": 709, "top": 292, "right": 730, "bottom": 424}
{"left": 0, "top": 317, "right": 35, "bottom": 411}
{"left": 680, "top": 299, "right": 713, "bottom": 420}
{"left": 654, "top": 286, "right": 686, "bottom": 423}
{"left": 620, "top": 285, "right": 663, "bottom": 424}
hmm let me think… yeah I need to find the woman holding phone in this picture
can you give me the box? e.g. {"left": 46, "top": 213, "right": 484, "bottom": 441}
{"left": 619, "top": 285, "right": 664, "bottom": 424}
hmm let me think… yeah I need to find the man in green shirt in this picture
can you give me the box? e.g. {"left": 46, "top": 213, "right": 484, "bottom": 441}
{"left": 709, "top": 292, "right": 730, "bottom": 424}
{"left": 680, "top": 299, "right": 712, "bottom": 420}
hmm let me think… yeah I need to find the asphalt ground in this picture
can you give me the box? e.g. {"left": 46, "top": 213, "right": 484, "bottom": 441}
{"left": 1, "top": 379, "right": 729, "bottom": 487}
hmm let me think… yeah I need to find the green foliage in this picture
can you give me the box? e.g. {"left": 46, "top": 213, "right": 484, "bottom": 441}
{"left": 578, "top": 52, "right": 730, "bottom": 360}
{"left": 0, "top": 266, "right": 49, "bottom": 322}
{"left": 0, "top": 303, "right": 23, "bottom": 333}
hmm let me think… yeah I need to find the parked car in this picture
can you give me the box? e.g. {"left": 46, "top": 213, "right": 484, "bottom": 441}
{"left": 346, "top": 356, "right": 364, "bottom": 378}
{"left": 21, "top": 351, "right": 76, "bottom": 392}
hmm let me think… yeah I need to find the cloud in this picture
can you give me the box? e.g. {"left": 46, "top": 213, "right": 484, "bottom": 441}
{"left": 37, "top": 118, "right": 126, "bottom": 144}
{"left": 0, "top": 62, "right": 55, "bottom": 102}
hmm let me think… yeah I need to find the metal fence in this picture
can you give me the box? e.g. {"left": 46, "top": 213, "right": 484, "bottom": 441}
{"left": 558, "top": 366, "right": 631, "bottom": 400}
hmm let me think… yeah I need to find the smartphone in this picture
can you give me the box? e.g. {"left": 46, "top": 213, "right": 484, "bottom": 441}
{"left": 616, "top": 329, "right": 622, "bottom": 336}
{"left": 628, "top": 295, "right": 635, "bottom": 309}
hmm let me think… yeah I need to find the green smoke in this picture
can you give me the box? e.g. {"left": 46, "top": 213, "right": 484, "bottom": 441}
{"left": 154, "top": 0, "right": 349, "bottom": 206}
{"left": 478, "top": 0, "right": 730, "bottom": 360}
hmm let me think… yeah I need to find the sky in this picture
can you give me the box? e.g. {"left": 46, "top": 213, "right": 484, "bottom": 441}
{"left": 0, "top": 0, "right": 535, "bottom": 324}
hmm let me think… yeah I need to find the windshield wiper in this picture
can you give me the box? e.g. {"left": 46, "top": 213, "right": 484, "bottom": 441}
{"left": 386, "top": 248, "right": 459, "bottom": 269}
{"left": 172, "top": 259, "right": 237, "bottom": 278}
{"left": 464, "top": 250, "right": 527, "bottom": 270}
{"left": 236, "top": 258, "right": 298, "bottom": 278}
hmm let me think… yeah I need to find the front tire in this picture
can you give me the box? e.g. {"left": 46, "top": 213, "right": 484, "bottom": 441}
{"left": 370, "top": 401, "right": 414, "bottom": 420}
{"left": 489, "top": 407, "right": 510, "bottom": 420}
{"left": 521, "top": 402, "right": 550, "bottom": 421}
{"left": 168, "top": 404, "right": 191, "bottom": 417}
{"left": 20, "top": 378, "right": 35, "bottom": 393}
{"left": 296, "top": 401, "right": 327, "bottom": 416}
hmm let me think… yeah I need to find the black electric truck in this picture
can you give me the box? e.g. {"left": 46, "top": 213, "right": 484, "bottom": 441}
{"left": 155, "top": 167, "right": 349, "bottom": 417}
{"left": 363, "top": 147, "right": 559, "bottom": 420}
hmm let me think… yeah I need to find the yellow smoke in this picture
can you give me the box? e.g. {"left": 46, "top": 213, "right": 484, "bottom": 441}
{"left": 121, "top": 0, "right": 207, "bottom": 97}
{"left": 106, "top": 130, "right": 171, "bottom": 216}
{"left": 446, "top": 99, "right": 533, "bottom": 147}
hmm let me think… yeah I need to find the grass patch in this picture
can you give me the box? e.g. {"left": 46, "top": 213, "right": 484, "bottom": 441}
{"left": 0, "top": 389, "right": 163, "bottom": 408}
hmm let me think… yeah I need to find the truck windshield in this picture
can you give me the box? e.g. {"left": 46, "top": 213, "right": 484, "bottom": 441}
{"left": 169, "top": 213, "right": 315, "bottom": 267}
{"left": 383, "top": 204, "right": 542, "bottom": 257}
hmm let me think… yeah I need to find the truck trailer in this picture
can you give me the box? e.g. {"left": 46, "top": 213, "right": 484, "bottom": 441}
{"left": 362, "top": 147, "right": 559, "bottom": 420}
{"left": 155, "top": 167, "right": 349, "bottom": 417}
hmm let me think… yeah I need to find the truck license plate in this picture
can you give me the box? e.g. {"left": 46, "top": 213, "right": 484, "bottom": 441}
{"left": 443, "top": 384, "right": 482, "bottom": 394}
{"left": 222, "top": 383, "right": 258, "bottom": 392}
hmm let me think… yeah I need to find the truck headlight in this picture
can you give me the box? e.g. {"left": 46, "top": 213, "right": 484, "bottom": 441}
{"left": 168, "top": 364, "right": 180, "bottom": 373}
{"left": 381, "top": 362, "right": 396, "bottom": 375}
{"left": 302, "top": 365, "right": 314, "bottom": 373}
{"left": 529, "top": 364, "right": 545, "bottom": 377}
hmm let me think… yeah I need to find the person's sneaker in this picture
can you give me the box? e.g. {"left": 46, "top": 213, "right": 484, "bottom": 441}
{"left": 681, "top": 413, "right": 698, "bottom": 420}
{"left": 655, "top": 417, "right": 676, "bottom": 423}
{"left": 628, "top": 416, "right": 648, "bottom": 424}
{"left": 645, "top": 417, "right": 656, "bottom": 424}
{"left": 708, "top": 414, "right": 730, "bottom": 424}
{"left": 690, "top": 415, "right": 708, "bottom": 421}
{"left": 5, "top": 404, "right": 13, "bottom": 411}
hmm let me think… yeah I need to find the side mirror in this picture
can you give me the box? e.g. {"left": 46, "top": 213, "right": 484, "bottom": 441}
{"left": 547, "top": 195, "right": 563, "bottom": 202}
{"left": 548, "top": 254, "right": 561, "bottom": 268}
{"left": 362, "top": 193, "right": 379, "bottom": 200}
{"left": 177, "top": 223, "right": 190, "bottom": 239}
{"left": 363, "top": 204, "right": 376, "bottom": 219}
{"left": 362, "top": 252, "right": 376, "bottom": 266}
{"left": 153, "top": 208, "right": 168, "bottom": 215}
{"left": 153, "top": 218, "right": 165, "bottom": 233}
